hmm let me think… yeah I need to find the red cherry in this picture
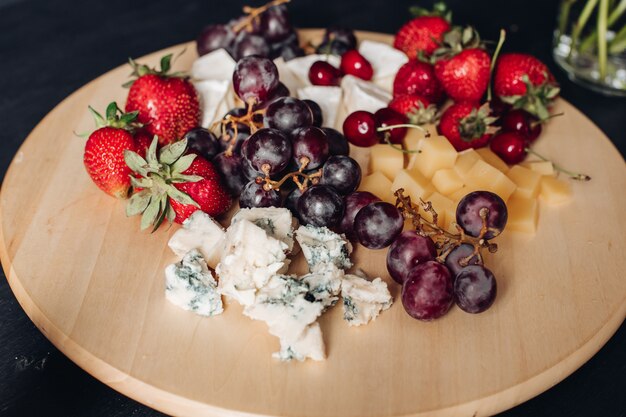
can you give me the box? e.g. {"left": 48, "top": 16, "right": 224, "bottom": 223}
{"left": 490, "top": 131, "right": 528, "bottom": 164}
{"left": 308, "top": 61, "right": 341, "bottom": 86}
{"left": 340, "top": 50, "right": 374, "bottom": 81}
{"left": 374, "top": 107, "right": 408, "bottom": 144}
{"left": 501, "top": 109, "right": 541, "bottom": 143}
{"left": 342, "top": 111, "right": 378, "bottom": 147}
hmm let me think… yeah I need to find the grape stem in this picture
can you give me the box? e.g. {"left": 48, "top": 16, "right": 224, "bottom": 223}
{"left": 260, "top": 156, "right": 322, "bottom": 192}
{"left": 233, "top": 0, "right": 291, "bottom": 33}
{"left": 524, "top": 148, "right": 591, "bottom": 181}
{"left": 210, "top": 98, "right": 265, "bottom": 156}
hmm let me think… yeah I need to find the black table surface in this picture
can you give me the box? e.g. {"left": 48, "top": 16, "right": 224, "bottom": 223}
{"left": 1, "top": 0, "right": 624, "bottom": 416}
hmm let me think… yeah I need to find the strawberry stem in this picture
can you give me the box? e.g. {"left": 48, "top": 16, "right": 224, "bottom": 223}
{"left": 487, "top": 29, "right": 507, "bottom": 102}
{"left": 525, "top": 147, "right": 591, "bottom": 181}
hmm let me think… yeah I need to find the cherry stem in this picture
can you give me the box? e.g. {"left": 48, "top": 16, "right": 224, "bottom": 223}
{"left": 383, "top": 135, "right": 421, "bottom": 154}
{"left": 530, "top": 112, "right": 564, "bottom": 129}
{"left": 377, "top": 123, "right": 429, "bottom": 135}
{"left": 233, "top": 0, "right": 290, "bottom": 33}
{"left": 525, "top": 148, "right": 591, "bottom": 181}
{"left": 487, "top": 29, "right": 507, "bottom": 102}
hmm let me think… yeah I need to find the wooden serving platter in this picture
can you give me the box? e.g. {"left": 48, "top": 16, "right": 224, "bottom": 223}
{"left": 1, "top": 30, "right": 625, "bottom": 417}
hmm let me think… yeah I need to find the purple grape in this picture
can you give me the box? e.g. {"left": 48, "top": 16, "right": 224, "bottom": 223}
{"left": 402, "top": 261, "right": 454, "bottom": 321}
{"left": 233, "top": 56, "right": 279, "bottom": 106}
{"left": 297, "top": 185, "right": 344, "bottom": 227}
{"left": 285, "top": 187, "right": 303, "bottom": 219}
{"left": 212, "top": 152, "right": 248, "bottom": 196}
{"left": 303, "top": 99, "right": 323, "bottom": 127}
{"left": 320, "top": 155, "right": 361, "bottom": 195}
{"left": 280, "top": 41, "right": 305, "bottom": 61}
{"left": 241, "top": 128, "right": 292, "bottom": 175}
{"left": 316, "top": 27, "right": 357, "bottom": 56}
{"left": 243, "top": 158, "right": 263, "bottom": 180}
{"left": 264, "top": 97, "right": 313, "bottom": 133}
{"left": 250, "top": 82, "right": 291, "bottom": 111}
{"left": 386, "top": 231, "right": 437, "bottom": 285}
{"left": 456, "top": 191, "right": 508, "bottom": 239}
{"left": 354, "top": 202, "right": 404, "bottom": 249}
{"left": 445, "top": 243, "right": 483, "bottom": 277}
{"left": 183, "top": 128, "right": 220, "bottom": 161}
{"left": 196, "top": 24, "right": 235, "bottom": 56}
{"left": 239, "top": 180, "right": 282, "bottom": 208}
{"left": 338, "top": 191, "right": 381, "bottom": 238}
{"left": 454, "top": 265, "right": 497, "bottom": 314}
{"left": 291, "top": 126, "right": 329, "bottom": 169}
{"left": 233, "top": 33, "right": 271, "bottom": 60}
{"left": 260, "top": 4, "right": 292, "bottom": 43}
{"left": 322, "top": 127, "right": 349, "bottom": 156}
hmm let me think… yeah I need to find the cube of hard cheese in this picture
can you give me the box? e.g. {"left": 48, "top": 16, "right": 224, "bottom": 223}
{"left": 465, "top": 160, "right": 516, "bottom": 202}
{"left": 476, "top": 148, "right": 510, "bottom": 173}
{"left": 369, "top": 144, "right": 404, "bottom": 181}
{"left": 540, "top": 176, "right": 572, "bottom": 205}
{"left": 432, "top": 168, "right": 464, "bottom": 196}
{"left": 449, "top": 186, "right": 483, "bottom": 205}
{"left": 422, "top": 192, "right": 455, "bottom": 228}
{"left": 403, "top": 125, "right": 436, "bottom": 170}
{"left": 454, "top": 149, "right": 483, "bottom": 178}
{"left": 507, "top": 196, "right": 539, "bottom": 234}
{"left": 410, "top": 135, "right": 458, "bottom": 179}
{"left": 521, "top": 161, "right": 555, "bottom": 176}
{"left": 507, "top": 165, "right": 542, "bottom": 199}
{"left": 358, "top": 171, "right": 395, "bottom": 203}
{"left": 392, "top": 169, "right": 433, "bottom": 203}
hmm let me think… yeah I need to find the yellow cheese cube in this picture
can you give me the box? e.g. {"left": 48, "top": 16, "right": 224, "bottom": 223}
{"left": 369, "top": 144, "right": 405, "bottom": 181}
{"left": 358, "top": 171, "right": 395, "bottom": 204}
{"left": 391, "top": 169, "right": 433, "bottom": 203}
{"left": 507, "top": 165, "right": 542, "bottom": 199}
{"left": 349, "top": 144, "right": 372, "bottom": 175}
{"left": 454, "top": 149, "right": 483, "bottom": 178}
{"left": 410, "top": 135, "right": 458, "bottom": 179}
{"left": 540, "top": 176, "right": 572, "bottom": 205}
{"left": 521, "top": 161, "right": 555, "bottom": 176}
{"left": 465, "top": 160, "right": 517, "bottom": 202}
{"left": 432, "top": 168, "right": 464, "bottom": 196}
{"left": 476, "top": 148, "right": 510, "bottom": 173}
{"left": 422, "top": 192, "right": 455, "bottom": 228}
{"left": 507, "top": 196, "right": 539, "bottom": 234}
{"left": 402, "top": 126, "right": 433, "bottom": 170}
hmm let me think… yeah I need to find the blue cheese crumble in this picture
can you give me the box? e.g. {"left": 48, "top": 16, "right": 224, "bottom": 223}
{"left": 341, "top": 274, "right": 393, "bottom": 326}
{"left": 295, "top": 225, "right": 353, "bottom": 271}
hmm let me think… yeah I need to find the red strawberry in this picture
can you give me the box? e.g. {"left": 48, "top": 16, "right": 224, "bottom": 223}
{"left": 438, "top": 102, "right": 498, "bottom": 151}
{"left": 394, "top": 16, "right": 451, "bottom": 58}
{"left": 388, "top": 94, "right": 439, "bottom": 125}
{"left": 83, "top": 103, "right": 142, "bottom": 199}
{"left": 125, "top": 53, "right": 200, "bottom": 146}
{"left": 393, "top": 60, "right": 444, "bottom": 103}
{"left": 125, "top": 137, "right": 231, "bottom": 231}
{"left": 494, "top": 53, "right": 559, "bottom": 120}
{"left": 134, "top": 129, "right": 152, "bottom": 157}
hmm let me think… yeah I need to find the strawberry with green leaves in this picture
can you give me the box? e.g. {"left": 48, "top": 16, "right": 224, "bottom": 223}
{"left": 83, "top": 102, "right": 143, "bottom": 199}
{"left": 388, "top": 94, "right": 440, "bottom": 125}
{"left": 125, "top": 53, "right": 200, "bottom": 146}
{"left": 394, "top": 2, "right": 451, "bottom": 58}
{"left": 125, "top": 137, "right": 231, "bottom": 231}
{"left": 438, "top": 102, "right": 499, "bottom": 151}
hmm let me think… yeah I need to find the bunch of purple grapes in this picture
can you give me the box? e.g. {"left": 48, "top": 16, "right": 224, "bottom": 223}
{"left": 196, "top": 0, "right": 304, "bottom": 61}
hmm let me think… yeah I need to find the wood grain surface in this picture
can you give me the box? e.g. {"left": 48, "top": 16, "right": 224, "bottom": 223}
{"left": 1, "top": 30, "right": 625, "bottom": 417}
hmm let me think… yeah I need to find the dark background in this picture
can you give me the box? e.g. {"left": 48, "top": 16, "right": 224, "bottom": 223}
{"left": 0, "top": 0, "right": 624, "bottom": 416}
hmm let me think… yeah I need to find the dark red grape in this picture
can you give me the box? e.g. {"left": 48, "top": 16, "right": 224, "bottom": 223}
{"left": 264, "top": 97, "right": 313, "bottom": 133}
{"left": 196, "top": 24, "right": 235, "bottom": 56}
{"left": 445, "top": 243, "right": 483, "bottom": 277}
{"left": 322, "top": 127, "right": 349, "bottom": 156}
{"left": 241, "top": 128, "right": 292, "bottom": 175}
{"left": 338, "top": 191, "right": 381, "bottom": 238}
{"left": 343, "top": 111, "right": 379, "bottom": 147}
{"left": 297, "top": 185, "right": 344, "bottom": 227}
{"left": 316, "top": 27, "right": 356, "bottom": 55}
{"left": 284, "top": 187, "right": 303, "bottom": 219}
{"left": 220, "top": 108, "right": 251, "bottom": 150}
{"left": 183, "top": 128, "right": 220, "bottom": 161}
{"left": 242, "top": 158, "right": 262, "bottom": 180}
{"left": 280, "top": 42, "right": 305, "bottom": 61}
{"left": 354, "top": 202, "right": 404, "bottom": 249}
{"left": 402, "top": 261, "right": 454, "bottom": 321}
{"left": 233, "top": 56, "right": 279, "bottom": 106}
{"left": 320, "top": 155, "right": 361, "bottom": 195}
{"left": 375, "top": 107, "right": 408, "bottom": 144}
{"left": 233, "top": 33, "right": 271, "bottom": 60}
{"left": 456, "top": 191, "right": 508, "bottom": 239}
{"left": 454, "top": 265, "right": 497, "bottom": 314}
{"left": 291, "top": 126, "right": 329, "bottom": 169}
{"left": 386, "top": 231, "right": 437, "bottom": 285}
{"left": 309, "top": 61, "right": 341, "bottom": 86}
{"left": 212, "top": 152, "right": 248, "bottom": 196}
{"left": 303, "top": 99, "right": 323, "bottom": 127}
{"left": 260, "top": 4, "right": 292, "bottom": 43}
{"left": 316, "top": 39, "right": 351, "bottom": 56}
{"left": 239, "top": 180, "right": 282, "bottom": 208}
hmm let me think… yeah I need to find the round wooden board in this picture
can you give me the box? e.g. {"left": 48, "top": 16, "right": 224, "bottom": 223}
{"left": 1, "top": 29, "right": 625, "bottom": 417}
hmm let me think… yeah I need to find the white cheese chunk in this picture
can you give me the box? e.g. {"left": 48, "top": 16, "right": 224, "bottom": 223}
{"left": 216, "top": 219, "right": 289, "bottom": 306}
{"left": 301, "top": 263, "right": 344, "bottom": 309}
{"left": 274, "top": 322, "right": 325, "bottom": 361}
{"left": 191, "top": 48, "right": 236, "bottom": 81}
{"left": 168, "top": 211, "right": 225, "bottom": 269}
{"left": 231, "top": 207, "right": 297, "bottom": 252}
{"left": 165, "top": 249, "right": 223, "bottom": 316}
{"left": 297, "top": 86, "right": 342, "bottom": 128}
{"left": 341, "top": 75, "right": 392, "bottom": 115}
{"left": 295, "top": 225, "right": 353, "bottom": 271}
{"left": 193, "top": 79, "right": 230, "bottom": 129}
{"left": 285, "top": 54, "right": 341, "bottom": 87}
{"left": 341, "top": 274, "right": 393, "bottom": 326}
{"left": 358, "top": 40, "right": 408, "bottom": 91}
{"left": 273, "top": 57, "right": 305, "bottom": 94}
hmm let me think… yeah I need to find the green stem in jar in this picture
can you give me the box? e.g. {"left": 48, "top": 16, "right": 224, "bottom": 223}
{"left": 608, "top": 23, "right": 626, "bottom": 53}
{"left": 598, "top": 0, "right": 609, "bottom": 79}
{"left": 559, "top": 0, "right": 578, "bottom": 36}
{"left": 568, "top": 0, "right": 600, "bottom": 60}
{"left": 579, "top": 0, "right": 626, "bottom": 52}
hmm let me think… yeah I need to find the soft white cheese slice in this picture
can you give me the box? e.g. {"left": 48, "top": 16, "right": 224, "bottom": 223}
{"left": 273, "top": 57, "right": 304, "bottom": 95}
{"left": 165, "top": 249, "right": 223, "bottom": 317}
{"left": 285, "top": 54, "right": 341, "bottom": 87}
{"left": 341, "top": 274, "right": 393, "bottom": 326}
{"left": 193, "top": 79, "right": 230, "bottom": 129}
{"left": 168, "top": 211, "right": 225, "bottom": 269}
{"left": 297, "top": 86, "right": 342, "bottom": 128}
{"left": 295, "top": 225, "right": 353, "bottom": 271}
{"left": 341, "top": 75, "right": 392, "bottom": 115}
{"left": 358, "top": 40, "right": 408, "bottom": 92}
{"left": 231, "top": 207, "right": 297, "bottom": 252}
{"left": 191, "top": 48, "right": 236, "bottom": 81}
